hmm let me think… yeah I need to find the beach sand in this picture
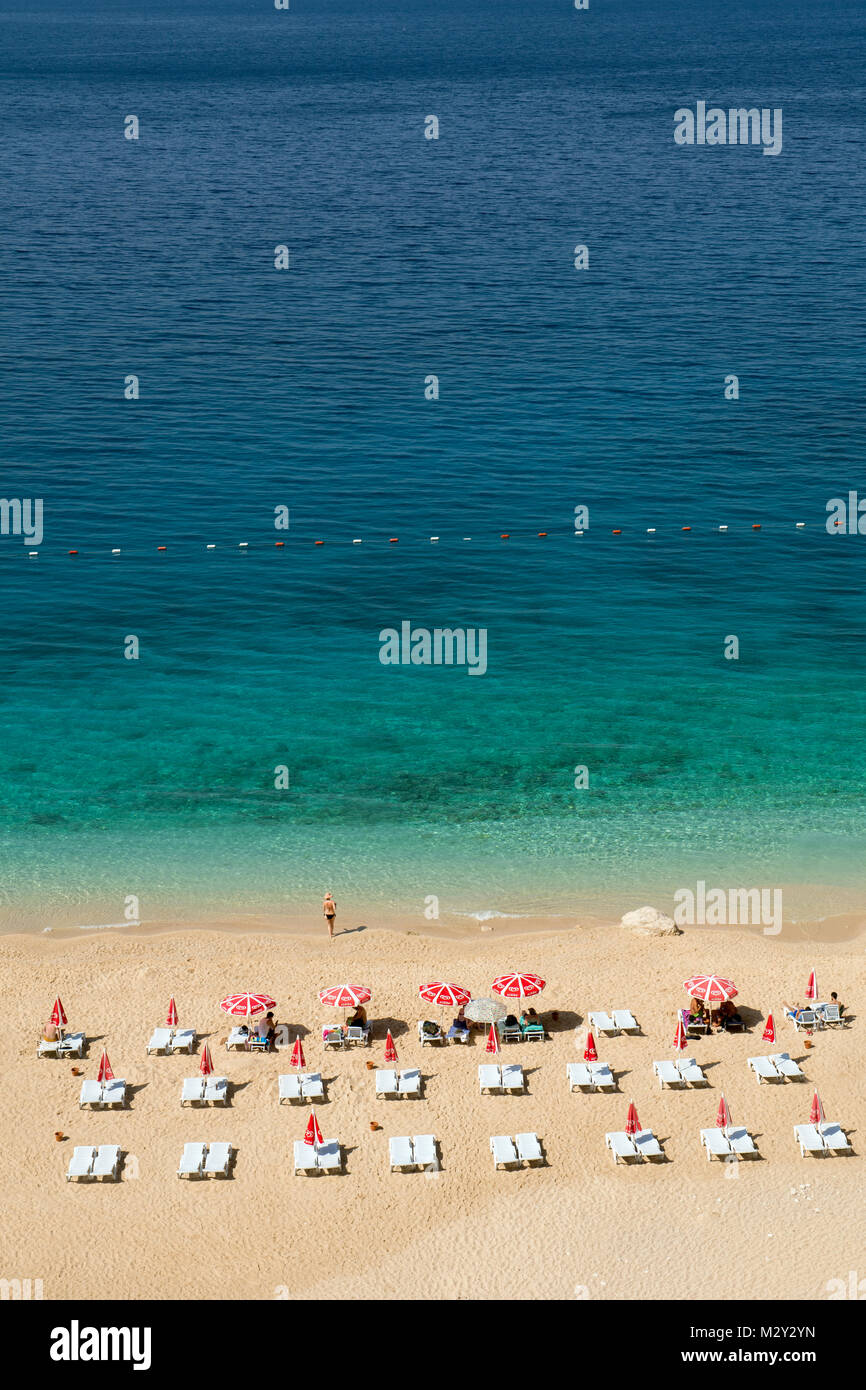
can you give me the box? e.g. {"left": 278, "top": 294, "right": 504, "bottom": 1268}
{"left": 1, "top": 917, "right": 862, "bottom": 1302}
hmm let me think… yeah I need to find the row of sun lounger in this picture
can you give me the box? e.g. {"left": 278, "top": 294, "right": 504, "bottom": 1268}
{"left": 375, "top": 1068, "right": 422, "bottom": 1098}
{"left": 748, "top": 1053, "right": 805, "bottom": 1082}
{"left": 79, "top": 1079, "right": 127, "bottom": 1108}
{"left": 588, "top": 1010, "right": 641, "bottom": 1035}
{"left": 65, "top": 1145, "right": 121, "bottom": 1181}
{"left": 177, "top": 1142, "right": 233, "bottom": 1178}
{"left": 478, "top": 1064, "right": 524, "bottom": 1093}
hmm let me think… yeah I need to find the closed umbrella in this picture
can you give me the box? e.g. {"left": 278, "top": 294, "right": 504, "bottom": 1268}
{"left": 97, "top": 1048, "right": 114, "bottom": 1084}
{"left": 762, "top": 1013, "right": 776, "bottom": 1044}
{"left": 716, "top": 1094, "right": 732, "bottom": 1135}
{"left": 805, "top": 969, "right": 819, "bottom": 1003}
{"left": 384, "top": 1030, "right": 398, "bottom": 1063}
{"left": 290, "top": 1036, "right": 306, "bottom": 1070}
{"left": 166, "top": 997, "right": 179, "bottom": 1030}
{"left": 199, "top": 1043, "right": 214, "bottom": 1077}
{"left": 50, "top": 997, "right": 68, "bottom": 1036}
{"left": 809, "top": 1090, "right": 825, "bottom": 1127}
{"left": 584, "top": 1031, "right": 598, "bottom": 1062}
{"left": 625, "top": 1100, "right": 640, "bottom": 1136}
{"left": 485, "top": 1023, "right": 500, "bottom": 1055}
{"left": 673, "top": 1017, "right": 687, "bottom": 1052}
{"left": 304, "top": 1110, "right": 323, "bottom": 1150}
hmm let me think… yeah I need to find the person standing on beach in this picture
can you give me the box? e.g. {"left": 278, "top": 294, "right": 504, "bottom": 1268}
{"left": 323, "top": 891, "right": 337, "bottom": 940}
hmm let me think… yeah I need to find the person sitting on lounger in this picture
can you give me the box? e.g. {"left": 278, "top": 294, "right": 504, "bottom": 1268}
{"left": 347, "top": 1005, "right": 367, "bottom": 1030}
{"left": 689, "top": 999, "right": 706, "bottom": 1023}
{"left": 42, "top": 1020, "right": 59, "bottom": 1043}
{"left": 520, "top": 1008, "right": 542, "bottom": 1030}
{"left": 830, "top": 992, "right": 845, "bottom": 1017}
{"left": 503, "top": 1013, "right": 519, "bottom": 1029}
{"left": 448, "top": 1008, "right": 470, "bottom": 1039}
{"left": 720, "top": 1000, "right": 743, "bottom": 1028}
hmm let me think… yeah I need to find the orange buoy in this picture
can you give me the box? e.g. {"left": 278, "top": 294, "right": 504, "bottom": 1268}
{"left": 314, "top": 540, "right": 324, "bottom": 546}
{"left": 275, "top": 541, "right": 284, "bottom": 547}
{"left": 68, "top": 549, "right": 78, "bottom": 555}
{"left": 157, "top": 545, "right": 167, "bottom": 551}
{"left": 500, "top": 533, "right": 510, "bottom": 539}
{"left": 537, "top": 532, "right": 547, "bottom": 537}
{"left": 612, "top": 529, "right": 622, "bottom": 535}
{"left": 681, "top": 527, "right": 691, "bottom": 532}
{"left": 389, "top": 537, "right": 399, "bottom": 543}
{"left": 752, "top": 524, "right": 761, "bottom": 530}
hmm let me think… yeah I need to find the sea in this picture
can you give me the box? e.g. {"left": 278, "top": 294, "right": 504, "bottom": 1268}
{"left": 0, "top": 0, "right": 864, "bottom": 932}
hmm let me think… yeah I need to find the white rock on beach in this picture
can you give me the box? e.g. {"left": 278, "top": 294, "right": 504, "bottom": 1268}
{"left": 620, "top": 905, "right": 682, "bottom": 937}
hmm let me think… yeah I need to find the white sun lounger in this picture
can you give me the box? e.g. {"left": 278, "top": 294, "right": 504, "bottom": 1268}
{"left": 204, "top": 1077, "right": 228, "bottom": 1105}
{"left": 700, "top": 1128, "right": 732, "bottom": 1161}
{"left": 567, "top": 1062, "right": 592, "bottom": 1090}
{"left": 60, "top": 1032, "right": 86, "bottom": 1057}
{"left": 588, "top": 1012, "right": 618, "bottom": 1035}
{"left": 418, "top": 1020, "right": 444, "bottom": 1045}
{"left": 516, "top": 1132, "right": 543, "bottom": 1165}
{"left": 413, "top": 1134, "right": 436, "bottom": 1170}
{"left": 677, "top": 1057, "right": 707, "bottom": 1086}
{"left": 301, "top": 1073, "right": 324, "bottom": 1100}
{"left": 819, "top": 1123, "right": 852, "bottom": 1153}
{"left": 322, "top": 1027, "right": 344, "bottom": 1050}
{"left": 792, "top": 1010, "right": 818, "bottom": 1032}
{"left": 612, "top": 1009, "right": 640, "bottom": 1034}
{"left": 204, "top": 1141, "right": 232, "bottom": 1177}
{"left": 177, "top": 1142, "right": 206, "bottom": 1178}
{"left": 769, "top": 1052, "right": 804, "bottom": 1080}
{"left": 38, "top": 1037, "right": 61, "bottom": 1058}
{"left": 316, "top": 1140, "right": 341, "bottom": 1172}
{"left": 226, "top": 1027, "right": 249, "bottom": 1050}
{"left": 748, "top": 1055, "right": 781, "bottom": 1084}
{"left": 490, "top": 1135, "right": 519, "bottom": 1169}
{"left": 605, "top": 1131, "right": 639, "bottom": 1164}
{"left": 479, "top": 1065, "right": 503, "bottom": 1094}
{"left": 147, "top": 1028, "right": 173, "bottom": 1054}
{"left": 375, "top": 1069, "right": 399, "bottom": 1098}
{"left": 819, "top": 1004, "right": 843, "bottom": 1027}
{"left": 589, "top": 1062, "right": 616, "bottom": 1090}
{"left": 279, "top": 1074, "right": 301, "bottom": 1103}
{"left": 66, "top": 1145, "right": 96, "bottom": 1181}
{"left": 345, "top": 1025, "right": 371, "bottom": 1047}
{"left": 794, "top": 1124, "right": 825, "bottom": 1156}
{"left": 79, "top": 1079, "right": 103, "bottom": 1108}
{"left": 102, "top": 1079, "right": 127, "bottom": 1108}
{"left": 397, "top": 1068, "right": 421, "bottom": 1097}
{"left": 293, "top": 1141, "right": 319, "bottom": 1174}
{"left": 653, "top": 1060, "right": 682, "bottom": 1088}
{"left": 634, "top": 1129, "right": 664, "bottom": 1161}
{"left": 389, "top": 1136, "right": 414, "bottom": 1170}
{"left": 181, "top": 1078, "right": 205, "bottom": 1105}
{"left": 93, "top": 1144, "right": 121, "bottom": 1180}
{"left": 500, "top": 1064, "right": 524, "bottom": 1093}
{"left": 727, "top": 1127, "right": 757, "bottom": 1157}
{"left": 170, "top": 1029, "right": 196, "bottom": 1053}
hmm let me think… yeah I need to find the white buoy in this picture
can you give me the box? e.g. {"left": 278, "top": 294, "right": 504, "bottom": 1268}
{"left": 646, "top": 528, "right": 656, "bottom": 534}
{"left": 28, "top": 551, "right": 38, "bottom": 557}
{"left": 239, "top": 542, "right": 249, "bottom": 548}
{"left": 430, "top": 536, "right": 439, "bottom": 542}
{"left": 206, "top": 544, "right": 216, "bottom": 549}
{"left": 111, "top": 548, "right": 121, "bottom": 554}
{"left": 352, "top": 538, "right": 363, "bottom": 544}
{"left": 796, "top": 522, "right": 805, "bottom": 528}
{"left": 574, "top": 530, "right": 584, "bottom": 536}
{"left": 719, "top": 525, "right": 728, "bottom": 531}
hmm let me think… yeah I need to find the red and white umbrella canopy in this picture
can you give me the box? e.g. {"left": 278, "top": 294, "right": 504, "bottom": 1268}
{"left": 625, "top": 1100, "right": 640, "bottom": 1137}
{"left": 200, "top": 1043, "right": 214, "bottom": 1077}
{"left": 304, "top": 1110, "right": 323, "bottom": 1148}
{"left": 673, "top": 1017, "right": 687, "bottom": 1052}
{"left": 805, "top": 969, "right": 818, "bottom": 1002}
{"left": 97, "top": 1048, "right": 114, "bottom": 1083}
{"left": 50, "top": 997, "right": 68, "bottom": 1028}
{"left": 809, "top": 1090, "right": 825, "bottom": 1127}
{"left": 762, "top": 1013, "right": 776, "bottom": 1044}
{"left": 318, "top": 984, "right": 371, "bottom": 1009}
{"left": 683, "top": 975, "right": 737, "bottom": 1003}
{"left": 290, "top": 1036, "right": 305, "bottom": 1071}
{"left": 166, "top": 996, "right": 179, "bottom": 1028}
{"left": 716, "top": 1095, "right": 732, "bottom": 1131}
{"left": 492, "top": 972, "right": 546, "bottom": 1001}
{"left": 584, "top": 1031, "right": 598, "bottom": 1062}
{"left": 485, "top": 1023, "right": 500, "bottom": 1055}
{"left": 220, "top": 992, "right": 276, "bottom": 1019}
{"left": 384, "top": 1030, "right": 398, "bottom": 1063}
{"left": 419, "top": 981, "right": 470, "bottom": 1008}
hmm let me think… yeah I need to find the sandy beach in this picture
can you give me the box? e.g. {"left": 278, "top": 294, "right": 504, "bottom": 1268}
{"left": 2, "top": 916, "right": 863, "bottom": 1302}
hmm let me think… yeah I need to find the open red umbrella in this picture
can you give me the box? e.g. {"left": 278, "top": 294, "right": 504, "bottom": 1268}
{"left": 625, "top": 1100, "right": 640, "bottom": 1136}
{"left": 805, "top": 969, "right": 818, "bottom": 1002}
{"left": 166, "top": 997, "right": 179, "bottom": 1028}
{"left": 673, "top": 1017, "right": 688, "bottom": 1052}
{"left": 419, "top": 982, "right": 470, "bottom": 1008}
{"left": 50, "top": 997, "right": 68, "bottom": 1031}
{"left": 716, "top": 1094, "right": 732, "bottom": 1133}
{"left": 384, "top": 1030, "right": 398, "bottom": 1063}
{"left": 97, "top": 1048, "right": 114, "bottom": 1083}
{"left": 809, "top": 1090, "right": 825, "bottom": 1127}
{"left": 220, "top": 992, "right": 276, "bottom": 1019}
{"left": 683, "top": 975, "right": 737, "bottom": 1004}
{"left": 290, "top": 1036, "right": 305, "bottom": 1070}
{"left": 199, "top": 1043, "right": 214, "bottom": 1077}
{"left": 584, "top": 1031, "right": 598, "bottom": 1062}
{"left": 304, "top": 1110, "right": 323, "bottom": 1149}
{"left": 762, "top": 1013, "right": 776, "bottom": 1044}
{"left": 485, "top": 1023, "right": 500, "bottom": 1055}
{"left": 492, "top": 972, "right": 546, "bottom": 1001}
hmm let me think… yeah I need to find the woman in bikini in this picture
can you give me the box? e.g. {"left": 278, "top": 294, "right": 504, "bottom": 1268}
{"left": 323, "top": 891, "right": 337, "bottom": 940}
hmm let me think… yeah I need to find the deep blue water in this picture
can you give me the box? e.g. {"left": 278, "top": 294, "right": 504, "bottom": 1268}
{"left": 0, "top": 0, "right": 864, "bottom": 929}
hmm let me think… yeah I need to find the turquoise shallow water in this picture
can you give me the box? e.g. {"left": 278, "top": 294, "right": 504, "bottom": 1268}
{"left": 0, "top": 0, "right": 864, "bottom": 929}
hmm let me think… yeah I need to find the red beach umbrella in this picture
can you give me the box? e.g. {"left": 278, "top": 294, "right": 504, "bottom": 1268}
{"left": 485, "top": 1023, "right": 500, "bottom": 1055}
{"left": 97, "top": 1048, "right": 114, "bottom": 1083}
{"left": 419, "top": 982, "right": 470, "bottom": 1007}
{"left": 673, "top": 1017, "right": 688, "bottom": 1052}
{"left": 625, "top": 1100, "right": 640, "bottom": 1137}
{"left": 199, "top": 1043, "right": 214, "bottom": 1077}
{"left": 762, "top": 1013, "right": 776, "bottom": 1044}
{"left": 384, "top": 1030, "right": 398, "bottom": 1063}
{"left": 809, "top": 1091, "right": 825, "bottom": 1127}
{"left": 220, "top": 992, "right": 276, "bottom": 1019}
{"left": 716, "top": 1094, "right": 732, "bottom": 1132}
{"left": 166, "top": 997, "right": 179, "bottom": 1028}
{"left": 683, "top": 975, "right": 737, "bottom": 1003}
{"left": 50, "top": 997, "right": 68, "bottom": 1029}
{"left": 318, "top": 983, "right": 371, "bottom": 1009}
{"left": 492, "top": 972, "right": 546, "bottom": 1001}
{"left": 584, "top": 1032, "right": 598, "bottom": 1062}
{"left": 805, "top": 969, "right": 818, "bottom": 1002}
{"left": 290, "top": 1036, "right": 305, "bottom": 1071}
{"left": 304, "top": 1110, "right": 323, "bottom": 1149}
